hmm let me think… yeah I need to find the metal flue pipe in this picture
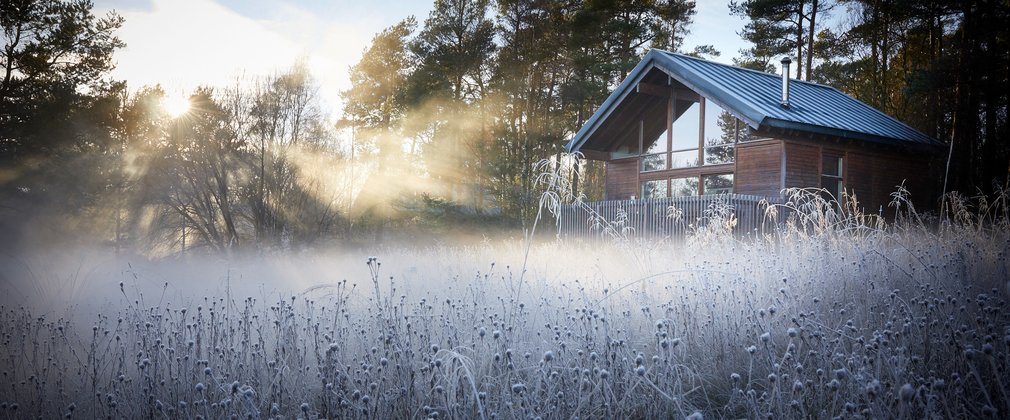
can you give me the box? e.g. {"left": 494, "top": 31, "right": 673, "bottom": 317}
{"left": 780, "top": 57, "right": 792, "bottom": 108}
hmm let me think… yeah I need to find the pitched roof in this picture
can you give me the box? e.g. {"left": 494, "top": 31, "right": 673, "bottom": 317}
{"left": 566, "top": 49, "right": 942, "bottom": 153}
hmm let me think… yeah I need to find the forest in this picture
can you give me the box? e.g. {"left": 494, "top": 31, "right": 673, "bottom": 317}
{"left": 1, "top": 0, "right": 1007, "bottom": 256}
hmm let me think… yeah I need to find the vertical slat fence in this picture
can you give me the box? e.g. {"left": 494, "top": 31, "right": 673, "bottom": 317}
{"left": 552, "top": 194, "right": 786, "bottom": 239}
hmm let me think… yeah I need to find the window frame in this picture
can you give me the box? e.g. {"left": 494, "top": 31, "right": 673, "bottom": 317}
{"left": 820, "top": 151, "right": 845, "bottom": 202}
{"left": 636, "top": 95, "right": 740, "bottom": 175}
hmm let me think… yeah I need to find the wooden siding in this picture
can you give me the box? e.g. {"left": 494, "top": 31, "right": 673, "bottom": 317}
{"left": 784, "top": 142, "right": 821, "bottom": 189}
{"left": 844, "top": 149, "right": 933, "bottom": 213}
{"left": 777, "top": 138, "right": 936, "bottom": 213}
{"left": 605, "top": 158, "right": 639, "bottom": 199}
{"left": 735, "top": 140, "right": 783, "bottom": 197}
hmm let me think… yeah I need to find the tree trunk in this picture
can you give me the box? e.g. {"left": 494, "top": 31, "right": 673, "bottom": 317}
{"left": 795, "top": 0, "right": 805, "bottom": 80}
{"left": 806, "top": 0, "right": 818, "bottom": 81}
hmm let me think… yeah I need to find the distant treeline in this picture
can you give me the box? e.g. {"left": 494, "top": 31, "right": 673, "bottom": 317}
{"left": 1, "top": 0, "right": 1007, "bottom": 255}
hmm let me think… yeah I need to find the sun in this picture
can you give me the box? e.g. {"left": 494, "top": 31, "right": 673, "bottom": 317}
{"left": 163, "top": 95, "right": 191, "bottom": 118}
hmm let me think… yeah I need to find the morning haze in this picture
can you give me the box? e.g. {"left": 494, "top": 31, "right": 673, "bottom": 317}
{"left": 1, "top": 0, "right": 1008, "bottom": 418}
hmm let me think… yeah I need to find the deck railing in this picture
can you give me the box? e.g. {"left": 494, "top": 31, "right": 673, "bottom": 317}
{"left": 552, "top": 194, "right": 785, "bottom": 238}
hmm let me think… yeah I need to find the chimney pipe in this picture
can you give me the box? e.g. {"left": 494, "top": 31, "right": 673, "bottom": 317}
{"left": 780, "top": 57, "right": 792, "bottom": 108}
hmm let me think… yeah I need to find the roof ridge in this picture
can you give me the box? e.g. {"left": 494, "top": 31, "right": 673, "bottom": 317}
{"left": 651, "top": 49, "right": 836, "bottom": 91}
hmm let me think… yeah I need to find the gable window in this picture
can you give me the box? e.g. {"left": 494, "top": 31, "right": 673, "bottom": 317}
{"left": 638, "top": 97, "right": 740, "bottom": 174}
{"left": 703, "top": 102, "right": 737, "bottom": 165}
{"left": 820, "top": 152, "right": 844, "bottom": 202}
{"left": 640, "top": 121, "right": 668, "bottom": 172}
{"left": 634, "top": 92, "right": 740, "bottom": 200}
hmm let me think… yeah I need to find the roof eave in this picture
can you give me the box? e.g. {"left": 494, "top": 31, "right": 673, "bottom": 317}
{"left": 649, "top": 51, "right": 765, "bottom": 130}
{"left": 762, "top": 118, "right": 944, "bottom": 151}
{"left": 566, "top": 50, "right": 664, "bottom": 153}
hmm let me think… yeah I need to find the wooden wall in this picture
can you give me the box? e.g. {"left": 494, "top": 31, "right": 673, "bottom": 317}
{"left": 735, "top": 140, "right": 783, "bottom": 196}
{"left": 784, "top": 142, "right": 821, "bottom": 189}
{"left": 842, "top": 148, "right": 934, "bottom": 213}
{"left": 605, "top": 158, "right": 639, "bottom": 199}
{"left": 600, "top": 136, "right": 938, "bottom": 212}
{"left": 780, "top": 139, "right": 937, "bottom": 213}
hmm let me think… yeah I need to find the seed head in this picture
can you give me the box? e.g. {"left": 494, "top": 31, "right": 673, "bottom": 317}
{"left": 899, "top": 383, "right": 915, "bottom": 402}
{"left": 543, "top": 351, "right": 554, "bottom": 363}
{"left": 792, "top": 380, "right": 804, "bottom": 392}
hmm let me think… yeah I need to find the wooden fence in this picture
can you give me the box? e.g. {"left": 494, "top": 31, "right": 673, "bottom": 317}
{"left": 552, "top": 194, "right": 785, "bottom": 238}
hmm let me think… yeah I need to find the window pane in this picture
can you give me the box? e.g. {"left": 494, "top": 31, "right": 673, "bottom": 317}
{"left": 704, "top": 101, "right": 736, "bottom": 146}
{"left": 822, "top": 155, "right": 842, "bottom": 176}
{"left": 704, "top": 145, "right": 734, "bottom": 165}
{"left": 671, "top": 101, "right": 700, "bottom": 151}
{"left": 670, "top": 177, "right": 699, "bottom": 197}
{"left": 642, "top": 179, "right": 668, "bottom": 199}
{"left": 703, "top": 174, "right": 734, "bottom": 195}
{"left": 640, "top": 153, "right": 665, "bottom": 172}
{"left": 645, "top": 128, "right": 668, "bottom": 154}
{"left": 820, "top": 177, "right": 843, "bottom": 201}
{"left": 612, "top": 143, "right": 638, "bottom": 159}
{"left": 670, "top": 149, "right": 699, "bottom": 169}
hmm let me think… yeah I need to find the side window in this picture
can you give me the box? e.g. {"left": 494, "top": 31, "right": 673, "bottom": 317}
{"left": 820, "top": 152, "right": 844, "bottom": 202}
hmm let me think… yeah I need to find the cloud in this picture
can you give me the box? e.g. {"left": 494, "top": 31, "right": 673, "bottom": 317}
{"left": 103, "top": 0, "right": 399, "bottom": 114}
{"left": 110, "top": 0, "right": 295, "bottom": 88}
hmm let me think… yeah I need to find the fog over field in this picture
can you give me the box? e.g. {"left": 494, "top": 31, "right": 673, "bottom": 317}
{"left": 2, "top": 193, "right": 1008, "bottom": 418}
{"left": 3, "top": 0, "right": 1008, "bottom": 418}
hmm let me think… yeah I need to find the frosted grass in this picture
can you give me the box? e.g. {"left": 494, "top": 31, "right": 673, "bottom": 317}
{"left": 0, "top": 190, "right": 1008, "bottom": 418}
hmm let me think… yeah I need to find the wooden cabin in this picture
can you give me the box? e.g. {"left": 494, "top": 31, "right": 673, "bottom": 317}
{"left": 566, "top": 50, "right": 943, "bottom": 214}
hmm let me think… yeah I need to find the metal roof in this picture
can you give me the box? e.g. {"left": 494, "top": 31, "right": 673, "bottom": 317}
{"left": 566, "top": 49, "right": 942, "bottom": 153}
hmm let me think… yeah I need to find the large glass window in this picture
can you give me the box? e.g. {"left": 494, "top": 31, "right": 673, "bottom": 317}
{"left": 670, "top": 149, "right": 700, "bottom": 169}
{"left": 704, "top": 103, "right": 735, "bottom": 146}
{"left": 671, "top": 101, "right": 700, "bottom": 152}
{"left": 703, "top": 174, "right": 734, "bottom": 195}
{"left": 670, "top": 177, "right": 699, "bottom": 197}
{"left": 703, "top": 102, "right": 736, "bottom": 165}
{"left": 642, "top": 179, "right": 668, "bottom": 199}
{"left": 635, "top": 95, "right": 746, "bottom": 180}
{"left": 642, "top": 174, "right": 733, "bottom": 198}
{"left": 641, "top": 123, "right": 669, "bottom": 172}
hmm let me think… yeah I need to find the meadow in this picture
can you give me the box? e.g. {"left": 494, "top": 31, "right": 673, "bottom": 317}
{"left": 0, "top": 189, "right": 1008, "bottom": 419}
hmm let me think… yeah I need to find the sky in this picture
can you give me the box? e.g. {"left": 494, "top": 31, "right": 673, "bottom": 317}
{"left": 93, "top": 0, "right": 752, "bottom": 118}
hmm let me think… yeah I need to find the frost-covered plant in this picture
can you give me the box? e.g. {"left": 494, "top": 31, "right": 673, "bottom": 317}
{"left": 1, "top": 169, "right": 1009, "bottom": 418}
